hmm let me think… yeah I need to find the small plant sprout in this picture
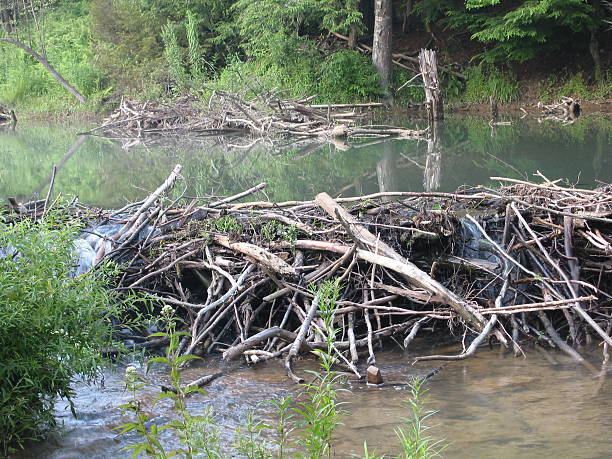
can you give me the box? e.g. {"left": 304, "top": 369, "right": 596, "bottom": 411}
{"left": 116, "top": 303, "right": 204, "bottom": 458}
{"left": 395, "top": 378, "right": 446, "bottom": 459}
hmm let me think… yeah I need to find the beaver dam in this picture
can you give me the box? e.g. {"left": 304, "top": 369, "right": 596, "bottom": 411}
{"left": 7, "top": 166, "right": 612, "bottom": 382}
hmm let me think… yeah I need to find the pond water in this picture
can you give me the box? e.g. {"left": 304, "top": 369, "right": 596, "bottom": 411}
{"left": 17, "top": 345, "right": 612, "bottom": 459}
{"left": 3, "top": 114, "right": 612, "bottom": 458}
{"left": 1, "top": 114, "right": 610, "bottom": 208}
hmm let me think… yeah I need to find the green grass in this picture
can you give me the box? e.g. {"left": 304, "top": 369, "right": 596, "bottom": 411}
{"left": 461, "top": 65, "right": 520, "bottom": 103}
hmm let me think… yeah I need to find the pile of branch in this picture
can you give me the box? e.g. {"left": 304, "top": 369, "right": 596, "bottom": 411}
{"left": 7, "top": 169, "right": 611, "bottom": 379}
{"left": 0, "top": 106, "right": 16, "bottom": 126}
{"left": 537, "top": 96, "right": 581, "bottom": 124}
{"left": 85, "top": 92, "right": 426, "bottom": 141}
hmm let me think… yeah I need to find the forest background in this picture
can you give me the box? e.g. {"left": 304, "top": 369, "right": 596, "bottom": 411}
{"left": 0, "top": 0, "right": 610, "bottom": 115}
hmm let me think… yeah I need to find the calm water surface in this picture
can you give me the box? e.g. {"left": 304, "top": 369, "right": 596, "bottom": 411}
{"left": 3, "top": 114, "right": 611, "bottom": 458}
{"left": 1, "top": 115, "right": 610, "bottom": 207}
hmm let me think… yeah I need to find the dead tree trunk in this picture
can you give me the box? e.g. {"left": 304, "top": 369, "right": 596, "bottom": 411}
{"left": 372, "top": 0, "right": 392, "bottom": 94}
{"left": 419, "top": 49, "right": 443, "bottom": 122}
{"left": 0, "top": 37, "right": 86, "bottom": 103}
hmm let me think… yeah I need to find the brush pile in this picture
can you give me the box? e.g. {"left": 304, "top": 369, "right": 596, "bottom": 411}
{"left": 85, "top": 92, "right": 426, "bottom": 141}
{"left": 6, "top": 167, "right": 612, "bottom": 379}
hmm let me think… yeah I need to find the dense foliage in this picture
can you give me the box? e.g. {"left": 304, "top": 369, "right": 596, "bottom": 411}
{"left": 0, "top": 215, "right": 135, "bottom": 454}
{"left": 0, "top": 0, "right": 609, "bottom": 109}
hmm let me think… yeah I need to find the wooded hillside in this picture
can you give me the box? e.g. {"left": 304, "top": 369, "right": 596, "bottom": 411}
{"left": 0, "top": 0, "right": 609, "bottom": 109}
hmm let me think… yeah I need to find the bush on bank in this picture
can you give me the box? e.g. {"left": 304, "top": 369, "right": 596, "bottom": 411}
{"left": 0, "top": 214, "right": 136, "bottom": 455}
{"left": 0, "top": 0, "right": 609, "bottom": 113}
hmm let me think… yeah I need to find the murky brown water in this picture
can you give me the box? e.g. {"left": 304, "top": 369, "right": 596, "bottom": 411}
{"left": 19, "top": 343, "right": 611, "bottom": 458}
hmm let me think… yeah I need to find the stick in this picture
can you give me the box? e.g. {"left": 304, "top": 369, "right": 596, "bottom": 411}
{"left": 208, "top": 182, "right": 267, "bottom": 208}
{"left": 404, "top": 317, "right": 428, "bottom": 348}
{"left": 285, "top": 295, "right": 320, "bottom": 383}
{"left": 223, "top": 327, "right": 305, "bottom": 360}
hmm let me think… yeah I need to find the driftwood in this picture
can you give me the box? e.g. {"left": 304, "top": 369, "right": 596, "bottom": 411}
{"left": 6, "top": 167, "right": 612, "bottom": 380}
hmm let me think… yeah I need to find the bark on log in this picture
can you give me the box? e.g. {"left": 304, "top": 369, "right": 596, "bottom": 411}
{"left": 214, "top": 235, "right": 297, "bottom": 276}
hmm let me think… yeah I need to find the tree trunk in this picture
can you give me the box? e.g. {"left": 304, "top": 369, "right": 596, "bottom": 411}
{"left": 419, "top": 49, "right": 443, "bottom": 121}
{"left": 402, "top": 0, "right": 414, "bottom": 33}
{"left": 372, "top": 0, "right": 392, "bottom": 94}
{"left": 0, "top": 37, "right": 86, "bottom": 103}
{"left": 589, "top": 31, "right": 602, "bottom": 82}
{"left": 348, "top": 23, "right": 357, "bottom": 49}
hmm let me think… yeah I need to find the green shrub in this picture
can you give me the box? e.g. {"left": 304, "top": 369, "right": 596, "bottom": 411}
{"left": 392, "top": 69, "right": 425, "bottom": 104}
{"left": 317, "top": 50, "right": 381, "bottom": 103}
{"left": 0, "top": 215, "right": 135, "bottom": 454}
{"left": 559, "top": 72, "right": 591, "bottom": 100}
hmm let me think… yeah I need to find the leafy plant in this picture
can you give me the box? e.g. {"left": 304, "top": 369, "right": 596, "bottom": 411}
{"left": 293, "top": 279, "right": 345, "bottom": 458}
{"left": 261, "top": 220, "right": 299, "bottom": 244}
{"left": 187, "top": 407, "right": 223, "bottom": 458}
{"left": 211, "top": 215, "right": 242, "bottom": 233}
{"left": 462, "top": 65, "right": 520, "bottom": 103}
{"left": 268, "top": 395, "right": 295, "bottom": 458}
{"left": 317, "top": 50, "right": 381, "bottom": 103}
{"left": 446, "top": 0, "right": 598, "bottom": 63}
{"left": 0, "top": 215, "right": 136, "bottom": 455}
{"left": 115, "top": 305, "right": 203, "bottom": 458}
{"left": 233, "top": 409, "right": 273, "bottom": 458}
{"left": 395, "top": 378, "right": 445, "bottom": 459}
{"left": 161, "top": 22, "right": 188, "bottom": 92}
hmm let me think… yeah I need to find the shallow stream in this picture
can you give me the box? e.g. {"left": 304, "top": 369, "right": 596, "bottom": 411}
{"left": 18, "top": 345, "right": 612, "bottom": 459}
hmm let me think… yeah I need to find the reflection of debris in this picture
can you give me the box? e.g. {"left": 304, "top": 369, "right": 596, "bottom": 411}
{"left": 489, "top": 119, "right": 512, "bottom": 127}
{"left": 537, "top": 97, "right": 581, "bottom": 124}
{"left": 0, "top": 107, "right": 17, "bottom": 130}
